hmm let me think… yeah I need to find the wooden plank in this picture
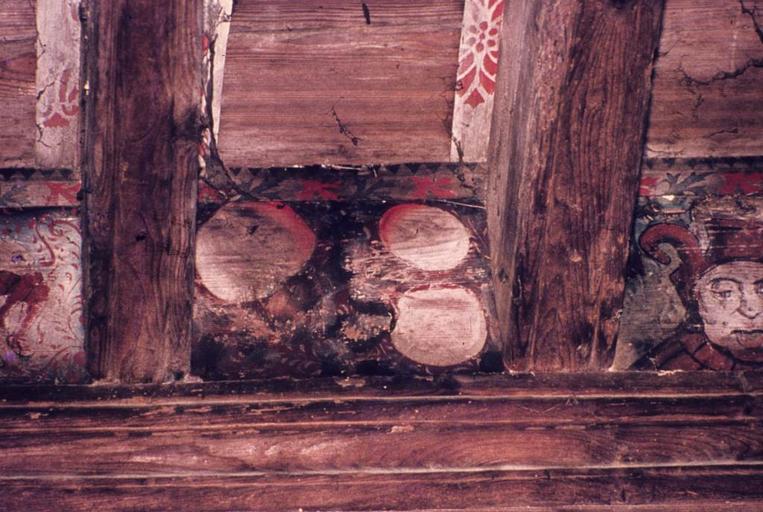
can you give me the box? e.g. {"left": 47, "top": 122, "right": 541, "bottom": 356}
{"left": 215, "top": 0, "right": 463, "bottom": 167}
{"left": 646, "top": 0, "right": 763, "bottom": 159}
{"left": 200, "top": 163, "right": 487, "bottom": 203}
{"left": 0, "top": 384, "right": 762, "bottom": 488}
{"left": 2, "top": 371, "right": 762, "bottom": 404}
{"left": 1, "top": 394, "right": 761, "bottom": 432}
{"left": 486, "top": 0, "right": 665, "bottom": 371}
{"left": 2, "top": 419, "right": 760, "bottom": 475}
{"left": 638, "top": 157, "right": 763, "bottom": 197}
{"left": 0, "top": 0, "right": 37, "bottom": 168}
{"left": 1, "top": 465, "right": 762, "bottom": 511}
{"left": 81, "top": 0, "right": 201, "bottom": 383}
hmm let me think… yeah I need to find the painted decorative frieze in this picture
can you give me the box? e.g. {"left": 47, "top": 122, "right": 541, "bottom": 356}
{"left": 450, "top": 0, "right": 504, "bottom": 162}
{"left": 0, "top": 210, "right": 86, "bottom": 383}
{"left": 35, "top": 0, "right": 81, "bottom": 169}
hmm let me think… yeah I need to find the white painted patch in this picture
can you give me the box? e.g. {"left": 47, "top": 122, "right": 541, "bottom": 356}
{"left": 196, "top": 202, "right": 316, "bottom": 303}
{"left": 379, "top": 204, "right": 470, "bottom": 271}
{"left": 392, "top": 287, "right": 486, "bottom": 366}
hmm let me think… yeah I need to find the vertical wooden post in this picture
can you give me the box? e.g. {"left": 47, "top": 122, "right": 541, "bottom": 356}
{"left": 82, "top": 0, "right": 201, "bottom": 382}
{"left": 487, "top": 0, "right": 665, "bottom": 371}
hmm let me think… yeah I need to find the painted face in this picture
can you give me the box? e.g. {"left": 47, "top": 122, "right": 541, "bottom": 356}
{"left": 695, "top": 261, "right": 763, "bottom": 361}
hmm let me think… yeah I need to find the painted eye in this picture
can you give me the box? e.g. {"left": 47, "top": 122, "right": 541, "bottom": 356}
{"left": 712, "top": 289, "right": 734, "bottom": 300}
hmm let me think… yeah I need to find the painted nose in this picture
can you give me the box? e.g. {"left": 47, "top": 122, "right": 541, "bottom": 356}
{"left": 737, "top": 292, "right": 760, "bottom": 320}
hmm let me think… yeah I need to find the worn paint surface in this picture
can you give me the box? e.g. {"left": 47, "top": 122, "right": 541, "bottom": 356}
{"left": 193, "top": 178, "right": 498, "bottom": 378}
{"left": 35, "top": 0, "right": 82, "bottom": 169}
{"left": 616, "top": 193, "right": 763, "bottom": 371}
{"left": 0, "top": 210, "right": 86, "bottom": 383}
{"left": 450, "top": 0, "right": 504, "bottom": 162}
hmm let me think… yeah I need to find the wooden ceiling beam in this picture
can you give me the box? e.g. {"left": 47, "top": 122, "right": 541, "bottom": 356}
{"left": 486, "top": 0, "right": 666, "bottom": 371}
{"left": 81, "top": 0, "right": 202, "bottom": 383}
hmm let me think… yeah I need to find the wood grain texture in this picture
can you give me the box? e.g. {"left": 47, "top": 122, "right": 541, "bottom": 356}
{"left": 486, "top": 0, "right": 665, "bottom": 371}
{"left": 0, "top": 376, "right": 763, "bottom": 510}
{"left": 646, "top": 0, "right": 763, "bottom": 159}
{"left": 2, "top": 371, "right": 763, "bottom": 403}
{"left": 1, "top": 468, "right": 763, "bottom": 512}
{"left": 81, "top": 0, "right": 201, "bottom": 383}
{"left": 215, "top": 0, "right": 463, "bottom": 167}
{"left": 0, "top": 0, "right": 37, "bottom": 167}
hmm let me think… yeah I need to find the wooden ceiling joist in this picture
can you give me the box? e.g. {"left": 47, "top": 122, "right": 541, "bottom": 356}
{"left": 487, "top": 0, "right": 666, "bottom": 371}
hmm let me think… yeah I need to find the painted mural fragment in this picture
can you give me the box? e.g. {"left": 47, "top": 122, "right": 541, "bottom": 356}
{"left": 193, "top": 181, "right": 498, "bottom": 379}
{"left": 616, "top": 195, "right": 763, "bottom": 371}
{"left": 451, "top": 0, "right": 504, "bottom": 162}
{"left": 0, "top": 210, "right": 86, "bottom": 383}
{"left": 35, "top": 0, "right": 81, "bottom": 169}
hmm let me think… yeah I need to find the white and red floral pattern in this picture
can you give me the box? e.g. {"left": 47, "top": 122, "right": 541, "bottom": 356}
{"left": 456, "top": 0, "right": 504, "bottom": 109}
{"left": 450, "top": 0, "right": 505, "bottom": 163}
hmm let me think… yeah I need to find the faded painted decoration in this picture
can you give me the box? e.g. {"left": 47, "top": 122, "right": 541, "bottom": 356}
{"left": 616, "top": 196, "right": 763, "bottom": 371}
{"left": 193, "top": 173, "right": 498, "bottom": 379}
{"left": 0, "top": 211, "right": 86, "bottom": 383}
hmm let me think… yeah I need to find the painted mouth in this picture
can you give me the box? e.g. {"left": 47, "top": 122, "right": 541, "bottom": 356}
{"left": 732, "top": 329, "right": 763, "bottom": 349}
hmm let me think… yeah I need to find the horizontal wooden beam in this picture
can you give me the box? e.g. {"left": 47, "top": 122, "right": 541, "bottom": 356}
{"left": 1, "top": 373, "right": 762, "bottom": 510}
{"left": 2, "top": 467, "right": 763, "bottom": 511}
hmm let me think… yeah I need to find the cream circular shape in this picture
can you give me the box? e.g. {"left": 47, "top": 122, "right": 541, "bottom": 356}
{"left": 379, "top": 204, "right": 470, "bottom": 271}
{"left": 391, "top": 287, "right": 487, "bottom": 366}
{"left": 196, "top": 202, "right": 316, "bottom": 303}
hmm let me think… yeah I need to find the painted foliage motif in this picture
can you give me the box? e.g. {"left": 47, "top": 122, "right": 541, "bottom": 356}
{"left": 616, "top": 195, "right": 763, "bottom": 371}
{"left": 0, "top": 210, "right": 86, "bottom": 382}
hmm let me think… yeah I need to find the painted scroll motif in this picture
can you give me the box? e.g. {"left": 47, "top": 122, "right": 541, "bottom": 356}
{"left": 35, "top": 0, "right": 81, "bottom": 169}
{"left": 0, "top": 210, "right": 86, "bottom": 383}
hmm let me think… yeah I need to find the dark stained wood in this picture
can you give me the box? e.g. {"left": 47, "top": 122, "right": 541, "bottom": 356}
{"left": 487, "top": 0, "right": 665, "bottom": 371}
{"left": 0, "top": 376, "right": 762, "bottom": 510}
{"left": 646, "top": 0, "right": 763, "bottom": 159}
{"left": 0, "top": 0, "right": 37, "bottom": 168}
{"left": 2, "top": 468, "right": 763, "bottom": 511}
{"left": 215, "top": 0, "right": 463, "bottom": 167}
{"left": 81, "top": 0, "right": 202, "bottom": 382}
{"left": 2, "top": 371, "right": 763, "bottom": 403}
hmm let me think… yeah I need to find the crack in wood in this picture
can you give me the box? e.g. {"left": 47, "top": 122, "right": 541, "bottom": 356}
{"left": 330, "top": 106, "right": 361, "bottom": 146}
{"left": 740, "top": 0, "right": 763, "bottom": 45}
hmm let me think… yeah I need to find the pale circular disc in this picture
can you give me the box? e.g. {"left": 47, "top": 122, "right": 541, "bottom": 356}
{"left": 196, "top": 202, "right": 316, "bottom": 302}
{"left": 391, "top": 287, "right": 487, "bottom": 366}
{"left": 379, "top": 204, "right": 470, "bottom": 271}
